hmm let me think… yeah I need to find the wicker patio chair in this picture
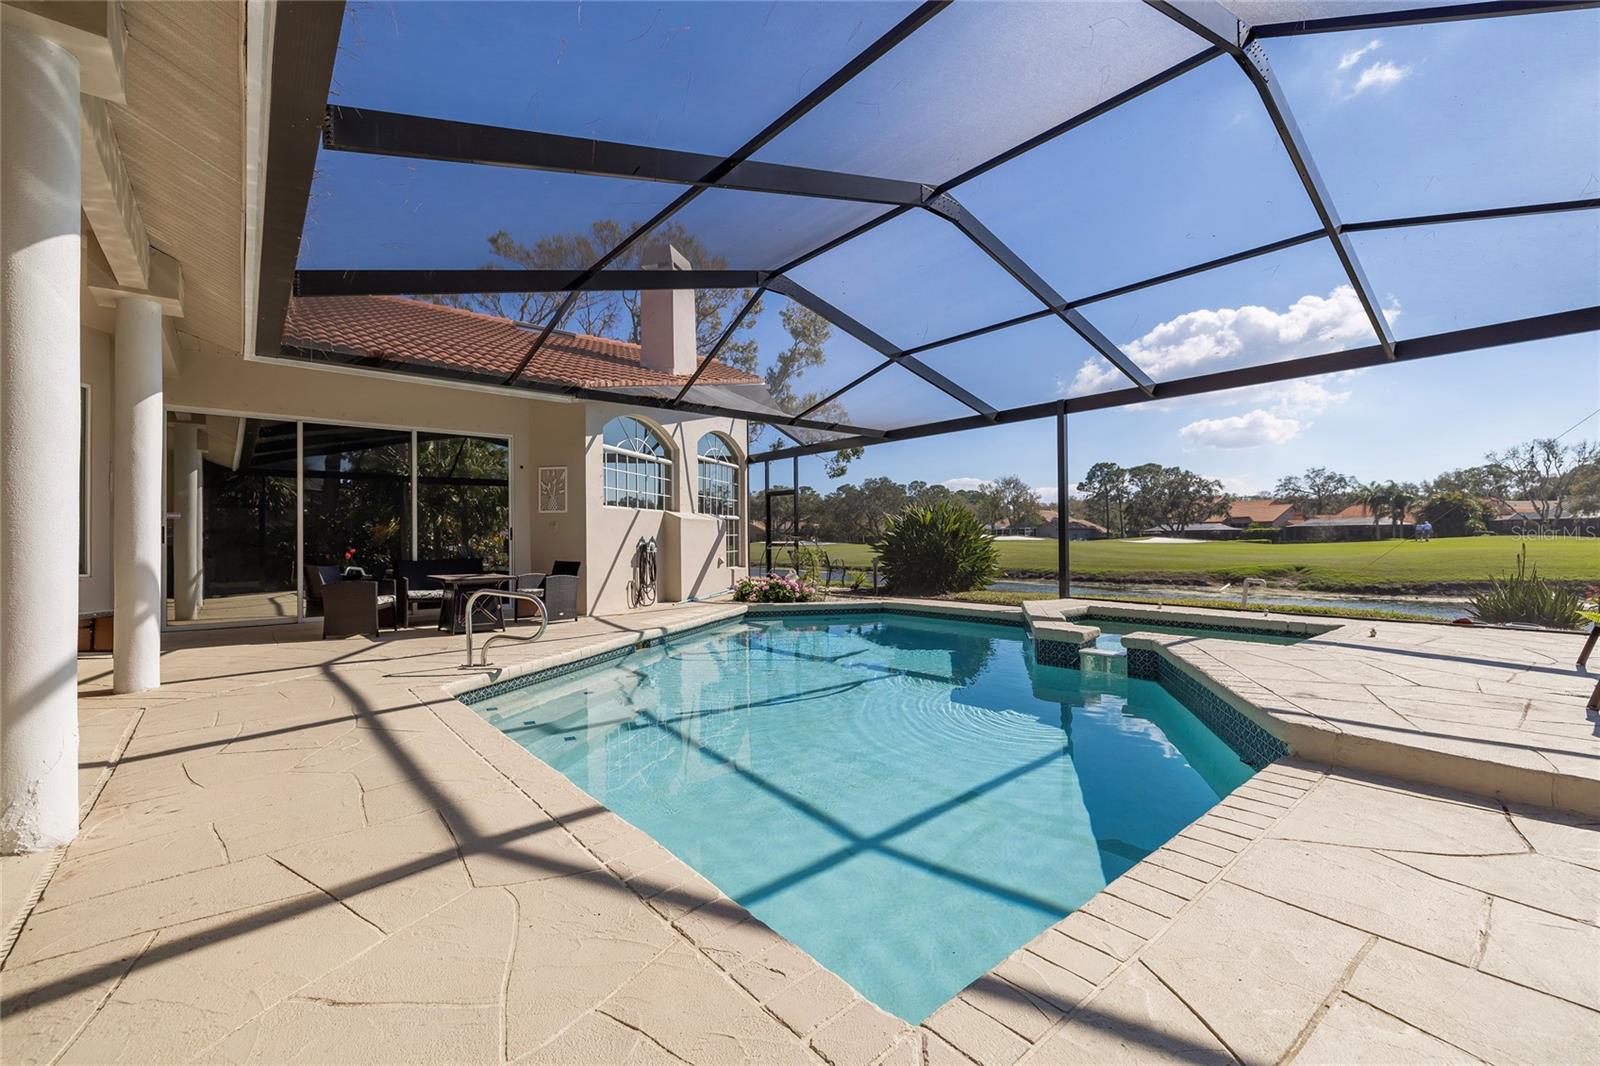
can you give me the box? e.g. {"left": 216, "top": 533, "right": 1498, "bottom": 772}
{"left": 321, "top": 578, "right": 400, "bottom": 639}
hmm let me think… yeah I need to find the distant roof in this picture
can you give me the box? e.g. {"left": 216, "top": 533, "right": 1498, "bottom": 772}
{"left": 1296, "top": 515, "right": 1412, "bottom": 527}
{"left": 284, "top": 296, "right": 763, "bottom": 391}
{"left": 1213, "top": 500, "right": 1298, "bottom": 524}
{"left": 1314, "top": 504, "right": 1417, "bottom": 522}
{"left": 1491, "top": 500, "right": 1596, "bottom": 519}
{"left": 1141, "top": 522, "right": 1238, "bottom": 534}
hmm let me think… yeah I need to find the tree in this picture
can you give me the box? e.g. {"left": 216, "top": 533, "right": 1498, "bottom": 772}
{"left": 984, "top": 476, "right": 1043, "bottom": 531}
{"left": 817, "top": 478, "right": 908, "bottom": 542}
{"left": 438, "top": 220, "right": 862, "bottom": 475}
{"left": 1416, "top": 491, "right": 1494, "bottom": 538}
{"left": 1485, "top": 438, "right": 1600, "bottom": 528}
{"left": 1126, "top": 466, "right": 1227, "bottom": 535}
{"left": 1272, "top": 466, "right": 1354, "bottom": 516}
{"left": 1076, "top": 462, "right": 1129, "bottom": 537}
{"left": 1357, "top": 482, "right": 1399, "bottom": 539}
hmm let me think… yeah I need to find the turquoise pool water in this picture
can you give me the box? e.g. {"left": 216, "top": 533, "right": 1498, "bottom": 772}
{"left": 470, "top": 612, "right": 1254, "bottom": 1023}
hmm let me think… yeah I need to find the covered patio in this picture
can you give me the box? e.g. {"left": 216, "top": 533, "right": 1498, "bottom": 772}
{"left": 1, "top": 0, "right": 1597, "bottom": 1062}
{"left": 2, "top": 599, "right": 1597, "bottom": 1062}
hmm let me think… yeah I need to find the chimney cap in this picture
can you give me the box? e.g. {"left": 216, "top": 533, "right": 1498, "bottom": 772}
{"left": 642, "top": 241, "right": 690, "bottom": 271}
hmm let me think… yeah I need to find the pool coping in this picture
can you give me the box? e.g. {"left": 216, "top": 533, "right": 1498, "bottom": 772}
{"left": 428, "top": 598, "right": 1345, "bottom": 1061}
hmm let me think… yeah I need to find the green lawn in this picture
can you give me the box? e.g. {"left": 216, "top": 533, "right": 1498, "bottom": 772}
{"left": 752, "top": 536, "right": 1597, "bottom": 592}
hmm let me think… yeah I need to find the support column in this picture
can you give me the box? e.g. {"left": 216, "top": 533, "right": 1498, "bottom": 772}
{"left": 112, "top": 298, "right": 163, "bottom": 691}
{"left": 1, "top": 28, "right": 83, "bottom": 853}
{"left": 1056, "top": 405, "right": 1068, "bottom": 600}
{"left": 170, "top": 423, "right": 202, "bottom": 621}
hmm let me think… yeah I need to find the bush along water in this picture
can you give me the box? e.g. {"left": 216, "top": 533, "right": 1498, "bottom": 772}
{"left": 872, "top": 500, "right": 999, "bottom": 596}
{"left": 1468, "top": 543, "right": 1583, "bottom": 628}
{"left": 734, "top": 574, "right": 820, "bottom": 603}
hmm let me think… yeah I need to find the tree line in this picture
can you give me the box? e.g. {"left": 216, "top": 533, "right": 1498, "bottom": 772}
{"left": 753, "top": 476, "right": 1046, "bottom": 545}
{"left": 753, "top": 436, "right": 1598, "bottom": 545}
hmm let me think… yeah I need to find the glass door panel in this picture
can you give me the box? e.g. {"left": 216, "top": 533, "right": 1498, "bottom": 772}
{"left": 165, "top": 414, "right": 300, "bottom": 627}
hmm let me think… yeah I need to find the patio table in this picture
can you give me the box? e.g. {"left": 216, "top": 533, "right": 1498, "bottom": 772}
{"left": 429, "top": 572, "right": 514, "bottom": 635}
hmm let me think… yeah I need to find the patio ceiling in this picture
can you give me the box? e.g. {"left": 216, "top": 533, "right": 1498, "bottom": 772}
{"left": 262, "top": 0, "right": 1600, "bottom": 460}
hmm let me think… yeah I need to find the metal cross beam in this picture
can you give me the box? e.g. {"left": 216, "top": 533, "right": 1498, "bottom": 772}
{"left": 671, "top": 286, "right": 768, "bottom": 404}
{"left": 753, "top": 304, "right": 1600, "bottom": 460}
{"left": 924, "top": 192, "right": 1155, "bottom": 394}
{"left": 322, "top": 106, "right": 927, "bottom": 207}
{"left": 294, "top": 268, "right": 768, "bottom": 297}
{"left": 1147, "top": 0, "right": 1397, "bottom": 359}
{"left": 765, "top": 276, "right": 998, "bottom": 420}
{"left": 898, "top": 196, "right": 1597, "bottom": 359}
{"left": 273, "top": 341, "right": 889, "bottom": 439}
{"left": 499, "top": 0, "right": 951, "bottom": 387}
{"left": 1250, "top": 1, "right": 1598, "bottom": 38}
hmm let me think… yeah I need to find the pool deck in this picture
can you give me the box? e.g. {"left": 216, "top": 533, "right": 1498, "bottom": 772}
{"left": 2, "top": 598, "right": 1596, "bottom": 1063}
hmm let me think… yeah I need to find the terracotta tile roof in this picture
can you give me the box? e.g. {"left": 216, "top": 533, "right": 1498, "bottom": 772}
{"left": 1209, "top": 500, "right": 1299, "bottom": 524}
{"left": 1308, "top": 504, "right": 1417, "bottom": 523}
{"left": 283, "top": 295, "right": 762, "bottom": 390}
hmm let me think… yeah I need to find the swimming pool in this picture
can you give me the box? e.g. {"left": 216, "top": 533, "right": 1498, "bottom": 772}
{"left": 467, "top": 611, "right": 1255, "bottom": 1023}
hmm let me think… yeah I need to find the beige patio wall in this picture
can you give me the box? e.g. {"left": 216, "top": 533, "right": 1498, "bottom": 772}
{"left": 582, "top": 401, "right": 747, "bottom": 615}
{"left": 77, "top": 339, "right": 749, "bottom": 622}
{"left": 78, "top": 328, "right": 115, "bottom": 613}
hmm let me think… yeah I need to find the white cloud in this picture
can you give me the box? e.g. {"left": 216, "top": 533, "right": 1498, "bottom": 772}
{"left": 1351, "top": 59, "right": 1412, "bottom": 95}
{"left": 1069, "top": 285, "right": 1392, "bottom": 396}
{"left": 940, "top": 477, "right": 989, "bottom": 493}
{"left": 1178, "top": 410, "right": 1304, "bottom": 449}
{"left": 1257, "top": 378, "right": 1353, "bottom": 418}
{"left": 1033, "top": 485, "right": 1059, "bottom": 505}
{"left": 1337, "top": 40, "right": 1381, "bottom": 70}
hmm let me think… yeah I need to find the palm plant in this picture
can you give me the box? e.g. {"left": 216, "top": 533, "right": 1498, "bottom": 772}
{"left": 1358, "top": 482, "right": 1395, "bottom": 540}
{"left": 1389, "top": 488, "right": 1414, "bottom": 538}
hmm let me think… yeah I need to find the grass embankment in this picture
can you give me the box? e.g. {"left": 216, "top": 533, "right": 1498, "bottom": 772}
{"left": 949, "top": 589, "right": 1444, "bottom": 623}
{"left": 754, "top": 536, "right": 1596, "bottom": 593}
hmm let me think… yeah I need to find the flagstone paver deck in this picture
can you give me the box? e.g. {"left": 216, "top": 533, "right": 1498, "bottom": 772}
{"left": 2, "top": 599, "right": 1597, "bottom": 1064}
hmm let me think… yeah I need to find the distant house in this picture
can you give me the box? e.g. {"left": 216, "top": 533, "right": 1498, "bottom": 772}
{"left": 1137, "top": 521, "right": 1242, "bottom": 540}
{"left": 1487, "top": 500, "right": 1599, "bottom": 536}
{"left": 1032, "top": 512, "right": 1108, "bottom": 540}
{"left": 1209, "top": 500, "right": 1301, "bottom": 529}
{"left": 1281, "top": 503, "right": 1416, "bottom": 542}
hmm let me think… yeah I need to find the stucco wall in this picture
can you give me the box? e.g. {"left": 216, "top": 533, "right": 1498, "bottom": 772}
{"left": 79, "top": 343, "right": 748, "bottom": 622}
{"left": 79, "top": 328, "right": 114, "bottom": 613}
{"left": 582, "top": 401, "right": 746, "bottom": 615}
{"left": 165, "top": 349, "right": 562, "bottom": 578}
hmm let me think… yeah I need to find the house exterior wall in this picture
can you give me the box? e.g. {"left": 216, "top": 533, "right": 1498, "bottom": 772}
{"left": 582, "top": 401, "right": 746, "bottom": 616}
{"left": 81, "top": 343, "right": 747, "bottom": 624}
{"left": 80, "top": 328, "right": 115, "bottom": 613}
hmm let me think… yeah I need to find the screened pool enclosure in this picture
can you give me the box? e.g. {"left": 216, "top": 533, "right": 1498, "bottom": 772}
{"left": 264, "top": 0, "right": 1598, "bottom": 578}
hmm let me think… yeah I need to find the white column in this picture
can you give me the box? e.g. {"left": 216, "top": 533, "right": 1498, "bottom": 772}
{"left": 112, "top": 298, "right": 163, "bottom": 691}
{"left": 170, "top": 423, "right": 202, "bottom": 621}
{"left": 1, "top": 28, "right": 83, "bottom": 853}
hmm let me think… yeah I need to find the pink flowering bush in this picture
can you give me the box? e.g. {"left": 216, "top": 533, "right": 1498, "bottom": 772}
{"left": 734, "top": 574, "right": 820, "bottom": 603}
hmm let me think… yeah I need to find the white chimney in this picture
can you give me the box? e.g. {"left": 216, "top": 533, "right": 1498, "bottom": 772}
{"left": 640, "top": 242, "right": 697, "bottom": 376}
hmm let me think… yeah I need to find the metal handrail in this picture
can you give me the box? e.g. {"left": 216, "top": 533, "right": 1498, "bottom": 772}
{"left": 463, "top": 589, "right": 548, "bottom": 667}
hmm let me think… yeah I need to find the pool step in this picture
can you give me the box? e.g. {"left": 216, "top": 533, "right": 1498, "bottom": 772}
{"left": 1077, "top": 646, "right": 1127, "bottom": 677}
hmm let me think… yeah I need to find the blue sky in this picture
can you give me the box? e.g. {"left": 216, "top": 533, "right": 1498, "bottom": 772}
{"left": 313, "top": 2, "right": 1599, "bottom": 499}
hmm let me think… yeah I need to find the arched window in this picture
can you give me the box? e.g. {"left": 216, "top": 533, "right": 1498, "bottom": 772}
{"left": 602, "top": 416, "right": 672, "bottom": 510}
{"left": 697, "top": 433, "right": 741, "bottom": 567}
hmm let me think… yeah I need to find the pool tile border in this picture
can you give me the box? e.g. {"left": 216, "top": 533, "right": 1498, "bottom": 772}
{"left": 927, "top": 759, "right": 1329, "bottom": 1066}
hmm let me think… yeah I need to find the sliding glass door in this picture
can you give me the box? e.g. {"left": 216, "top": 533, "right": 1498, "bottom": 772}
{"left": 417, "top": 432, "right": 511, "bottom": 568}
{"left": 163, "top": 412, "right": 510, "bottom": 628}
{"left": 165, "top": 414, "right": 299, "bottom": 627}
{"left": 301, "top": 424, "right": 413, "bottom": 586}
